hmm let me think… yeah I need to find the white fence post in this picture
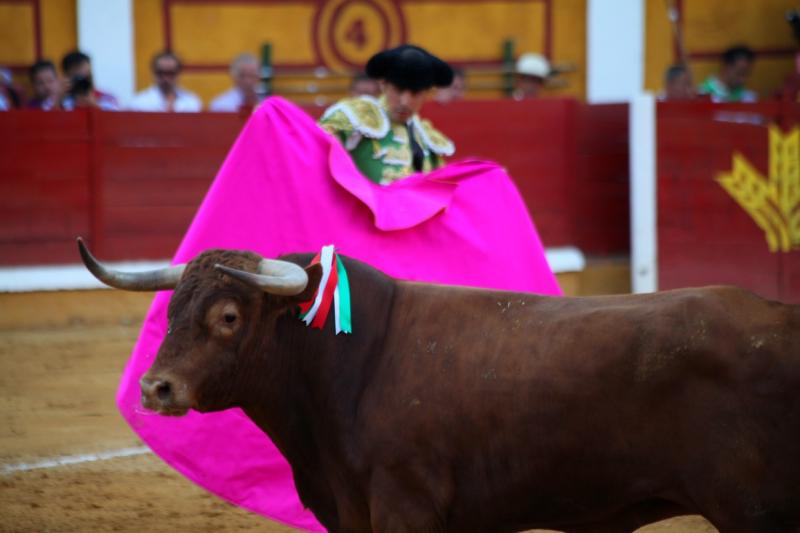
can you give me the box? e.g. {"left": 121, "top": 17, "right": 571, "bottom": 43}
{"left": 630, "top": 92, "right": 658, "bottom": 293}
{"left": 77, "top": 0, "right": 135, "bottom": 106}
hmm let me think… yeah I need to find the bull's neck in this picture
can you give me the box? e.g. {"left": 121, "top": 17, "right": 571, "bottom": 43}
{"left": 242, "top": 256, "right": 396, "bottom": 470}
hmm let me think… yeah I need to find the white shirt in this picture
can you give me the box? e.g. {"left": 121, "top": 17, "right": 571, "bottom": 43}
{"left": 127, "top": 85, "right": 202, "bottom": 112}
{"left": 209, "top": 87, "right": 263, "bottom": 112}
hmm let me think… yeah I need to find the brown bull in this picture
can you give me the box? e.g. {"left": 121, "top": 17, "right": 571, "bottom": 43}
{"left": 78, "top": 238, "right": 800, "bottom": 533}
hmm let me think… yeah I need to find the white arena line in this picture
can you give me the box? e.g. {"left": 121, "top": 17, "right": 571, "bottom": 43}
{"left": 0, "top": 247, "right": 585, "bottom": 293}
{"left": 2, "top": 446, "right": 152, "bottom": 474}
{"left": 0, "top": 260, "right": 171, "bottom": 292}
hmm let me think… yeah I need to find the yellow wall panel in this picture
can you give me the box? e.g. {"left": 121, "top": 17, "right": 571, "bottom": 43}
{"left": 683, "top": 0, "right": 796, "bottom": 51}
{"left": 0, "top": 5, "right": 36, "bottom": 64}
{"left": 40, "top": 0, "right": 77, "bottom": 65}
{"left": 403, "top": 2, "right": 544, "bottom": 61}
{"left": 551, "top": 0, "right": 586, "bottom": 98}
{"left": 170, "top": 4, "right": 316, "bottom": 65}
{"left": 644, "top": 0, "right": 673, "bottom": 92}
{"left": 134, "top": 0, "right": 165, "bottom": 90}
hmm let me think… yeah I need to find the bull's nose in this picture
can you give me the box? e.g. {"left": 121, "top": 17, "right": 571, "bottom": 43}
{"left": 140, "top": 376, "right": 173, "bottom": 404}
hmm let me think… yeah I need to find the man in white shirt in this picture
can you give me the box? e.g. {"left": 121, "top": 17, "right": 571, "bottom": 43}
{"left": 209, "top": 53, "right": 263, "bottom": 112}
{"left": 128, "top": 51, "right": 202, "bottom": 112}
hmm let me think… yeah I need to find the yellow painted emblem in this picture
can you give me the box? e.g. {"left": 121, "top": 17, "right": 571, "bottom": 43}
{"left": 716, "top": 125, "right": 800, "bottom": 252}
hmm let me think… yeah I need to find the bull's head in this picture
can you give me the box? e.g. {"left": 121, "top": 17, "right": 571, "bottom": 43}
{"left": 78, "top": 238, "right": 321, "bottom": 416}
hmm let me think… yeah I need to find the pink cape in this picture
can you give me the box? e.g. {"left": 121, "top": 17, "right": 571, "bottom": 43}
{"left": 119, "top": 97, "right": 561, "bottom": 531}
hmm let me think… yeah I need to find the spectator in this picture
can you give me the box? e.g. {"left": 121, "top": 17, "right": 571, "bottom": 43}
{"left": 512, "top": 53, "right": 551, "bottom": 100}
{"left": 661, "top": 64, "right": 695, "bottom": 101}
{"left": 128, "top": 51, "right": 202, "bottom": 112}
{"left": 209, "top": 53, "right": 263, "bottom": 112}
{"left": 779, "top": 9, "right": 800, "bottom": 102}
{"left": 60, "top": 50, "right": 120, "bottom": 110}
{"left": 698, "top": 45, "right": 757, "bottom": 102}
{"left": 319, "top": 44, "right": 454, "bottom": 185}
{"left": 434, "top": 67, "right": 466, "bottom": 103}
{"left": 26, "top": 60, "right": 62, "bottom": 110}
{"left": 348, "top": 71, "right": 380, "bottom": 98}
{"left": 0, "top": 67, "right": 22, "bottom": 110}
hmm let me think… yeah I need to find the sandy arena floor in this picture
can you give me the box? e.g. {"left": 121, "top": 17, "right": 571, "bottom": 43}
{"left": 0, "top": 290, "right": 717, "bottom": 533}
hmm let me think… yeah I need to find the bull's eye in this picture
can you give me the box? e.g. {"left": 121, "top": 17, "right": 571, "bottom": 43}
{"left": 208, "top": 300, "right": 241, "bottom": 337}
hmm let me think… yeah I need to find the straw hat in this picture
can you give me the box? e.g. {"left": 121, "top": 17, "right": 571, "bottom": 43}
{"left": 515, "top": 53, "right": 551, "bottom": 79}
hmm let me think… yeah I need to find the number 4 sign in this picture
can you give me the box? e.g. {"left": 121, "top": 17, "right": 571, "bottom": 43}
{"left": 314, "top": 0, "right": 406, "bottom": 70}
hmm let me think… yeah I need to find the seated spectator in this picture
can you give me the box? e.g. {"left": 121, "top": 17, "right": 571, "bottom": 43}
{"left": 698, "top": 45, "right": 757, "bottom": 102}
{"left": 779, "top": 9, "right": 800, "bottom": 102}
{"left": 434, "top": 67, "right": 466, "bottom": 103}
{"left": 209, "top": 53, "right": 263, "bottom": 112}
{"left": 26, "top": 60, "right": 62, "bottom": 110}
{"left": 512, "top": 53, "right": 552, "bottom": 100}
{"left": 0, "top": 67, "right": 22, "bottom": 110}
{"left": 129, "top": 51, "right": 202, "bottom": 112}
{"left": 60, "top": 50, "right": 120, "bottom": 110}
{"left": 348, "top": 72, "right": 380, "bottom": 98}
{"left": 661, "top": 64, "right": 695, "bottom": 101}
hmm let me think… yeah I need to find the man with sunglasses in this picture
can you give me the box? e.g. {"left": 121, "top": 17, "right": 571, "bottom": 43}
{"left": 319, "top": 44, "right": 455, "bottom": 185}
{"left": 129, "top": 51, "right": 202, "bottom": 112}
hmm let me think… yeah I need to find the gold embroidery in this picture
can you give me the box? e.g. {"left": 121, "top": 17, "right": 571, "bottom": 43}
{"left": 392, "top": 123, "right": 408, "bottom": 143}
{"left": 384, "top": 144, "right": 412, "bottom": 165}
{"left": 380, "top": 166, "right": 409, "bottom": 185}
{"left": 347, "top": 98, "right": 387, "bottom": 136}
{"left": 319, "top": 110, "right": 351, "bottom": 136}
{"left": 717, "top": 125, "right": 800, "bottom": 252}
{"left": 418, "top": 119, "right": 455, "bottom": 155}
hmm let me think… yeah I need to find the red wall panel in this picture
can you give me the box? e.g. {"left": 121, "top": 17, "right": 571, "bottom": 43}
{"left": 91, "top": 112, "right": 248, "bottom": 259}
{"left": 0, "top": 111, "right": 91, "bottom": 265}
{"left": 657, "top": 101, "right": 800, "bottom": 302}
{"left": 1, "top": 100, "right": 629, "bottom": 266}
{"left": 423, "top": 99, "right": 629, "bottom": 253}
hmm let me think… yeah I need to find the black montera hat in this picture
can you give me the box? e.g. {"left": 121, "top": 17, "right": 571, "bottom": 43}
{"left": 365, "top": 45, "right": 453, "bottom": 92}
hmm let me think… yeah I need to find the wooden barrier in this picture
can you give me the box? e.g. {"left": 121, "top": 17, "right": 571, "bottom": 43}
{"left": 425, "top": 99, "right": 630, "bottom": 255}
{"left": 657, "top": 101, "right": 800, "bottom": 302}
{"left": 0, "top": 111, "right": 93, "bottom": 265}
{"left": 0, "top": 99, "right": 630, "bottom": 266}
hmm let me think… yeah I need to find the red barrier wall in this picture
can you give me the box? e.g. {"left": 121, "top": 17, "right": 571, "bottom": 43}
{"left": 424, "top": 99, "right": 630, "bottom": 255}
{"left": 0, "top": 111, "right": 92, "bottom": 265}
{"left": 657, "top": 101, "right": 800, "bottom": 302}
{"left": 0, "top": 99, "right": 629, "bottom": 266}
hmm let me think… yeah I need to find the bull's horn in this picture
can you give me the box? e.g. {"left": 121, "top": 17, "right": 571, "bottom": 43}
{"left": 77, "top": 237, "right": 186, "bottom": 291}
{"left": 214, "top": 259, "right": 308, "bottom": 296}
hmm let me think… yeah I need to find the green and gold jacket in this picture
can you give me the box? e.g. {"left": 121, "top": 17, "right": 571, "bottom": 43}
{"left": 318, "top": 95, "right": 455, "bottom": 185}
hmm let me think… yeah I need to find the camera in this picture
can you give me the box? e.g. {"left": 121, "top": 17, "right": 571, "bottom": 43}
{"left": 69, "top": 74, "right": 93, "bottom": 97}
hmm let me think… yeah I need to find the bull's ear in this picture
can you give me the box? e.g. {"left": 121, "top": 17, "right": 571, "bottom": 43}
{"left": 292, "top": 263, "right": 323, "bottom": 302}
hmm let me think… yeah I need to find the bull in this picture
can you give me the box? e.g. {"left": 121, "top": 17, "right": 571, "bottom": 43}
{"left": 78, "top": 238, "right": 800, "bottom": 533}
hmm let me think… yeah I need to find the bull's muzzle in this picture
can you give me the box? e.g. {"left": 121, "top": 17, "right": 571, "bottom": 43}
{"left": 140, "top": 376, "right": 189, "bottom": 416}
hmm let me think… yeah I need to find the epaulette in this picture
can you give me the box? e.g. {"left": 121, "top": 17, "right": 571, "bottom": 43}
{"left": 319, "top": 96, "right": 389, "bottom": 139}
{"left": 414, "top": 117, "right": 455, "bottom": 156}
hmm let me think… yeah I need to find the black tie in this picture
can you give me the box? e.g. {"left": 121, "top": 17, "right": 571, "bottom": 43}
{"left": 406, "top": 122, "right": 424, "bottom": 172}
